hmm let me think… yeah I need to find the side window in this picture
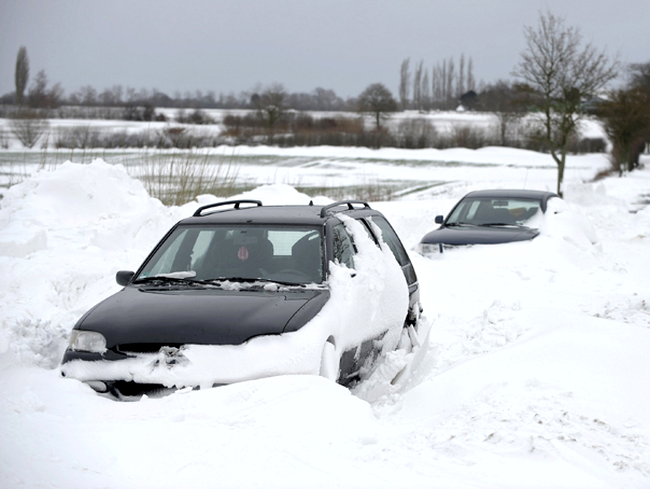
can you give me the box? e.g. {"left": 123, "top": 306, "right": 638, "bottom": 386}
{"left": 370, "top": 216, "right": 410, "bottom": 267}
{"left": 332, "top": 224, "right": 354, "bottom": 269}
{"left": 356, "top": 219, "right": 379, "bottom": 245}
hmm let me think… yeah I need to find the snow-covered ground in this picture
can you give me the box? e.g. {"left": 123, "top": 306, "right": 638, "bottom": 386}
{"left": 1, "top": 140, "right": 649, "bottom": 488}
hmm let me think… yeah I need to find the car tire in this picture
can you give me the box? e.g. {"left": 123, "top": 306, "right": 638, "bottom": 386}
{"left": 319, "top": 340, "right": 339, "bottom": 382}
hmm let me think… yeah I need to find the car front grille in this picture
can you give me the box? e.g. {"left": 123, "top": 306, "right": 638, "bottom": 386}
{"left": 109, "top": 381, "right": 176, "bottom": 400}
{"left": 115, "top": 343, "right": 183, "bottom": 354}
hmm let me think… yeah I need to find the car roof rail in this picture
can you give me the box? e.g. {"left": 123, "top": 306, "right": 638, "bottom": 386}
{"left": 320, "top": 200, "right": 371, "bottom": 218}
{"left": 193, "top": 199, "right": 263, "bottom": 217}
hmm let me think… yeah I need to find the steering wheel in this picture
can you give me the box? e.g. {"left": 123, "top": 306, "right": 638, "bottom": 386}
{"left": 273, "top": 269, "right": 312, "bottom": 283}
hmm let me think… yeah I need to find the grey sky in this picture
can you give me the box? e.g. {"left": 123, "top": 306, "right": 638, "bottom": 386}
{"left": 1, "top": 0, "right": 648, "bottom": 100}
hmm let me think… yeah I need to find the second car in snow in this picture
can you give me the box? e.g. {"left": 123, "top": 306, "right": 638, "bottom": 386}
{"left": 419, "top": 189, "right": 559, "bottom": 254}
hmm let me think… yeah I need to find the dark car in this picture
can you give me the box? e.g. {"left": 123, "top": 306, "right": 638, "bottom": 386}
{"left": 61, "top": 199, "right": 421, "bottom": 399}
{"left": 419, "top": 189, "right": 559, "bottom": 254}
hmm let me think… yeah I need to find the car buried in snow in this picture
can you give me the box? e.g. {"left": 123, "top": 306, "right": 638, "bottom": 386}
{"left": 418, "top": 189, "right": 559, "bottom": 255}
{"left": 60, "top": 199, "right": 421, "bottom": 399}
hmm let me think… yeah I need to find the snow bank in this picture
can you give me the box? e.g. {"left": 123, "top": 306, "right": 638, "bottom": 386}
{"left": 1, "top": 154, "right": 649, "bottom": 489}
{"left": 0, "top": 160, "right": 182, "bottom": 367}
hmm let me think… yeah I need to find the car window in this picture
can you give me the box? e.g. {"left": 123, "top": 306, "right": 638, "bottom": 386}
{"left": 332, "top": 224, "right": 355, "bottom": 269}
{"left": 448, "top": 200, "right": 476, "bottom": 224}
{"left": 190, "top": 229, "right": 215, "bottom": 268}
{"left": 448, "top": 197, "right": 542, "bottom": 225}
{"left": 355, "top": 218, "right": 379, "bottom": 245}
{"left": 464, "top": 201, "right": 481, "bottom": 221}
{"left": 268, "top": 229, "right": 315, "bottom": 255}
{"left": 138, "top": 225, "right": 323, "bottom": 284}
{"left": 369, "top": 216, "right": 410, "bottom": 268}
{"left": 142, "top": 228, "right": 190, "bottom": 277}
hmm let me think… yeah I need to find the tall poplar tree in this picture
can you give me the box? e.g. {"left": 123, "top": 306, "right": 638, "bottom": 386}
{"left": 15, "top": 46, "right": 30, "bottom": 105}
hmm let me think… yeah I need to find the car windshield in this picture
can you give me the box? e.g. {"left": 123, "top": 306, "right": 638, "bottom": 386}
{"left": 447, "top": 197, "right": 542, "bottom": 226}
{"left": 136, "top": 225, "right": 324, "bottom": 285}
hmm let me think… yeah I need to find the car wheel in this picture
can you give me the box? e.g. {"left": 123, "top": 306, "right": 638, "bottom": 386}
{"left": 319, "top": 340, "right": 339, "bottom": 381}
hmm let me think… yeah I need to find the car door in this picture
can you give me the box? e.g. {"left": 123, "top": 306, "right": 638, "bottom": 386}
{"left": 327, "top": 219, "right": 409, "bottom": 383}
{"left": 367, "top": 215, "right": 420, "bottom": 325}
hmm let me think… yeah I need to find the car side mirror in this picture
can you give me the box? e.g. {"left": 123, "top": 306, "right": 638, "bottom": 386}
{"left": 435, "top": 215, "right": 444, "bottom": 224}
{"left": 116, "top": 270, "right": 135, "bottom": 286}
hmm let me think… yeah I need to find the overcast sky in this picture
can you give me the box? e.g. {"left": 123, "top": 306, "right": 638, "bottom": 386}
{"left": 1, "top": 0, "right": 648, "bottom": 100}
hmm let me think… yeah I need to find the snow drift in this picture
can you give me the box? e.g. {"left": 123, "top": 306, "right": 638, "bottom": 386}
{"left": 1, "top": 154, "right": 649, "bottom": 489}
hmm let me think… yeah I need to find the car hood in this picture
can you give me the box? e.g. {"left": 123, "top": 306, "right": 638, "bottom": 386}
{"left": 421, "top": 225, "right": 539, "bottom": 245}
{"left": 75, "top": 285, "right": 330, "bottom": 348}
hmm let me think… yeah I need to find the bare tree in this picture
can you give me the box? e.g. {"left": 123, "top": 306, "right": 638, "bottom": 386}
{"left": 312, "top": 87, "right": 340, "bottom": 110}
{"left": 9, "top": 109, "right": 50, "bottom": 148}
{"left": 513, "top": 11, "right": 618, "bottom": 196}
{"left": 440, "top": 60, "right": 448, "bottom": 108}
{"left": 628, "top": 62, "right": 650, "bottom": 92}
{"left": 431, "top": 64, "right": 443, "bottom": 109}
{"left": 15, "top": 46, "right": 30, "bottom": 106}
{"left": 78, "top": 85, "right": 98, "bottom": 106}
{"left": 425, "top": 55, "right": 476, "bottom": 109}
{"left": 28, "top": 70, "right": 63, "bottom": 109}
{"left": 467, "top": 57, "right": 476, "bottom": 92}
{"left": 413, "top": 60, "right": 423, "bottom": 112}
{"left": 398, "top": 58, "right": 411, "bottom": 110}
{"left": 446, "top": 58, "right": 456, "bottom": 108}
{"left": 421, "top": 69, "right": 430, "bottom": 112}
{"left": 357, "top": 83, "right": 397, "bottom": 130}
{"left": 98, "top": 85, "right": 124, "bottom": 106}
{"left": 458, "top": 53, "right": 465, "bottom": 97}
{"left": 252, "top": 83, "right": 288, "bottom": 141}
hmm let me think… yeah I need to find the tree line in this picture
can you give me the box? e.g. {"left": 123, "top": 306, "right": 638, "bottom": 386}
{"left": 399, "top": 54, "right": 476, "bottom": 111}
{"left": 4, "top": 11, "right": 650, "bottom": 195}
{"left": 4, "top": 52, "right": 357, "bottom": 114}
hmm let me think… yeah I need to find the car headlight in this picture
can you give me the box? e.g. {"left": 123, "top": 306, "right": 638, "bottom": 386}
{"left": 68, "top": 330, "right": 107, "bottom": 353}
{"left": 419, "top": 242, "right": 441, "bottom": 255}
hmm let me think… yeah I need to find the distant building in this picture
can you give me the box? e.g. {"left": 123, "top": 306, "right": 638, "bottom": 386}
{"left": 459, "top": 90, "right": 478, "bottom": 111}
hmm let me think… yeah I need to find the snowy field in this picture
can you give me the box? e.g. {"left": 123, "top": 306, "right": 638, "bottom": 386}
{"left": 1, "top": 138, "right": 650, "bottom": 488}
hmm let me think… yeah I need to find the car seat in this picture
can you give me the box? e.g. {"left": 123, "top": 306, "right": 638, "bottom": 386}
{"left": 200, "top": 234, "right": 273, "bottom": 280}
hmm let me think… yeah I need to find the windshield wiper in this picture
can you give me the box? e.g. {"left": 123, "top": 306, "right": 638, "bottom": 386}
{"left": 135, "top": 275, "right": 308, "bottom": 288}
{"left": 132, "top": 276, "right": 208, "bottom": 287}
{"left": 254, "top": 277, "right": 306, "bottom": 287}
{"left": 477, "top": 223, "right": 519, "bottom": 227}
{"left": 207, "top": 277, "right": 306, "bottom": 287}
{"left": 133, "top": 276, "right": 189, "bottom": 283}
